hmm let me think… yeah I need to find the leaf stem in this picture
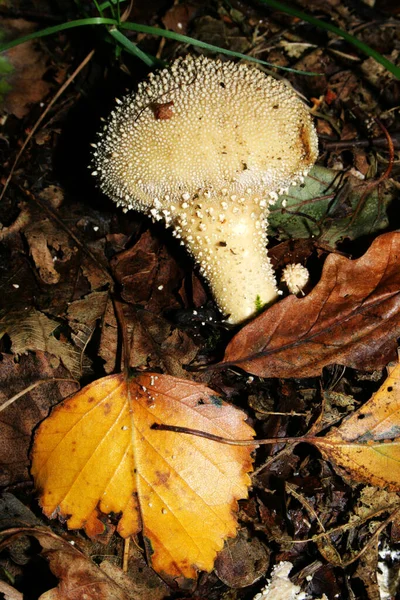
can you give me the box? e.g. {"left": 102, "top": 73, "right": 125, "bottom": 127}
{"left": 151, "top": 423, "right": 305, "bottom": 446}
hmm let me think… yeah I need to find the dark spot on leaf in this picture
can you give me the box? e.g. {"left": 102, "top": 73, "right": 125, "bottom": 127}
{"left": 103, "top": 402, "right": 111, "bottom": 415}
{"left": 210, "top": 395, "right": 223, "bottom": 407}
{"left": 154, "top": 471, "right": 170, "bottom": 487}
{"left": 387, "top": 386, "right": 393, "bottom": 392}
{"left": 197, "top": 398, "right": 205, "bottom": 405}
{"left": 220, "top": 82, "right": 225, "bottom": 88}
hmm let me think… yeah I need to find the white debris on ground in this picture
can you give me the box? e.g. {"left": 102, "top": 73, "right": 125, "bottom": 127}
{"left": 253, "top": 561, "right": 329, "bottom": 600}
{"left": 253, "top": 562, "right": 306, "bottom": 600}
{"left": 377, "top": 543, "right": 400, "bottom": 600}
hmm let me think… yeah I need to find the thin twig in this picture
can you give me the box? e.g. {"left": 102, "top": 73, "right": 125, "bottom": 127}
{"left": 341, "top": 506, "right": 400, "bottom": 567}
{"left": 0, "top": 378, "right": 79, "bottom": 413}
{"left": 123, "top": 537, "right": 130, "bottom": 572}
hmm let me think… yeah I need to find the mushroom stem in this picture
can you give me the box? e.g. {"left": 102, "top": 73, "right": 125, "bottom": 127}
{"left": 171, "top": 195, "right": 278, "bottom": 324}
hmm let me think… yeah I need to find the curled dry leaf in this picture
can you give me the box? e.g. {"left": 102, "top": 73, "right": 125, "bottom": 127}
{"left": 221, "top": 232, "right": 400, "bottom": 378}
{"left": 313, "top": 361, "right": 400, "bottom": 491}
{"left": 31, "top": 373, "right": 254, "bottom": 580}
{"left": 0, "top": 20, "right": 51, "bottom": 118}
{"left": 0, "top": 528, "right": 129, "bottom": 600}
{"left": 0, "top": 352, "right": 77, "bottom": 487}
{"left": 0, "top": 309, "right": 81, "bottom": 378}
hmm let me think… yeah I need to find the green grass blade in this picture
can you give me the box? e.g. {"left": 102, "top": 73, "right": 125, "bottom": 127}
{"left": 259, "top": 0, "right": 400, "bottom": 79}
{"left": 92, "top": 0, "right": 105, "bottom": 17}
{"left": 108, "top": 27, "right": 157, "bottom": 67}
{"left": 116, "top": 0, "right": 121, "bottom": 26}
{"left": 0, "top": 17, "right": 117, "bottom": 53}
{"left": 119, "top": 22, "right": 319, "bottom": 75}
{"left": 98, "top": 0, "right": 128, "bottom": 12}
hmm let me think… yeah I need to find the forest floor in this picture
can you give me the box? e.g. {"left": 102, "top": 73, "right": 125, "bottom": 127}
{"left": 0, "top": 0, "right": 400, "bottom": 599}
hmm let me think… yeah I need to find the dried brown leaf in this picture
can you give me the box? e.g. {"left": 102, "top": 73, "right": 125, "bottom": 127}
{"left": 2, "top": 529, "right": 130, "bottom": 600}
{"left": 221, "top": 232, "right": 400, "bottom": 378}
{"left": 98, "top": 296, "right": 118, "bottom": 374}
{"left": 0, "top": 352, "right": 76, "bottom": 486}
{"left": 24, "top": 219, "right": 75, "bottom": 285}
{"left": 99, "top": 557, "right": 170, "bottom": 600}
{"left": 1, "top": 309, "right": 81, "bottom": 377}
{"left": 0, "top": 20, "right": 51, "bottom": 118}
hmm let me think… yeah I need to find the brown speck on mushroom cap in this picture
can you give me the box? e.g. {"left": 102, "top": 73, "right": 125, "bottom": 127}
{"left": 91, "top": 55, "right": 318, "bottom": 323}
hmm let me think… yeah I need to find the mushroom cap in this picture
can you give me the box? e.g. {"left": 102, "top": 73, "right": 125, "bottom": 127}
{"left": 92, "top": 55, "right": 318, "bottom": 214}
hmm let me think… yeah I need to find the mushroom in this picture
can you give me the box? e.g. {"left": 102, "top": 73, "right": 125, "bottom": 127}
{"left": 91, "top": 55, "right": 318, "bottom": 323}
{"left": 281, "top": 263, "right": 310, "bottom": 295}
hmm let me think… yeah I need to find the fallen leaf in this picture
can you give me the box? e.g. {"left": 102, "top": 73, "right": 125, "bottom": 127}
{"left": 31, "top": 373, "right": 254, "bottom": 580}
{"left": 0, "top": 528, "right": 130, "bottom": 600}
{"left": 0, "top": 352, "right": 77, "bottom": 487}
{"left": 269, "top": 165, "right": 394, "bottom": 246}
{"left": 129, "top": 310, "right": 199, "bottom": 377}
{"left": 67, "top": 291, "right": 109, "bottom": 327}
{"left": 221, "top": 232, "right": 400, "bottom": 378}
{"left": 24, "top": 218, "right": 76, "bottom": 285}
{"left": 99, "top": 556, "right": 170, "bottom": 600}
{"left": 40, "top": 546, "right": 129, "bottom": 600}
{"left": 313, "top": 362, "right": 400, "bottom": 490}
{"left": 111, "top": 229, "right": 185, "bottom": 313}
{"left": 0, "top": 580, "right": 22, "bottom": 600}
{"left": 0, "top": 20, "right": 51, "bottom": 118}
{"left": 98, "top": 295, "right": 118, "bottom": 374}
{"left": 214, "top": 528, "right": 270, "bottom": 588}
{"left": 0, "top": 309, "right": 81, "bottom": 378}
{"left": 67, "top": 291, "right": 110, "bottom": 367}
{"left": 162, "top": 3, "right": 198, "bottom": 34}
{"left": 0, "top": 492, "right": 43, "bottom": 529}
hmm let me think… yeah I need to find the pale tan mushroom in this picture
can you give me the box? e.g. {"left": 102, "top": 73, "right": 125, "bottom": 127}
{"left": 281, "top": 263, "right": 310, "bottom": 295}
{"left": 91, "top": 55, "right": 318, "bottom": 323}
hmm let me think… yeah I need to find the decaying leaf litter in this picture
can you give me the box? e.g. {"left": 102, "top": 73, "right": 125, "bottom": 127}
{"left": 0, "top": 0, "right": 400, "bottom": 598}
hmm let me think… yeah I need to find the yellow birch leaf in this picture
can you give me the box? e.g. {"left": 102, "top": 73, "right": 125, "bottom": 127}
{"left": 31, "top": 373, "right": 254, "bottom": 580}
{"left": 314, "top": 363, "right": 400, "bottom": 490}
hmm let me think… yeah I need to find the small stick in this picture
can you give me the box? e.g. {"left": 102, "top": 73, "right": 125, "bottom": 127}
{"left": 123, "top": 537, "right": 130, "bottom": 572}
{"left": 0, "top": 378, "right": 78, "bottom": 413}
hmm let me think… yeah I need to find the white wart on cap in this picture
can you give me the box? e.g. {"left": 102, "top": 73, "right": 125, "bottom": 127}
{"left": 91, "top": 55, "right": 318, "bottom": 323}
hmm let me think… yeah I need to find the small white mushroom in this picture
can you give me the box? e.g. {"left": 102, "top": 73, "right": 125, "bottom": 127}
{"left": 281, "top": 263, "right": 310, "bottom": 295}
{"left": 91, "top": 55, "right": 318, "bottom": 323}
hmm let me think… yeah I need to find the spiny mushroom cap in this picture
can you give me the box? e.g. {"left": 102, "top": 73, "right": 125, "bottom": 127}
{"left": 281, "top": 263, "right": 310, "bottom": 295}
{"left": 91, "top": 54, "right": 318, "bottom": 217}
{"left": 91, "top": 55, "right": 318, "bottom": 322}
